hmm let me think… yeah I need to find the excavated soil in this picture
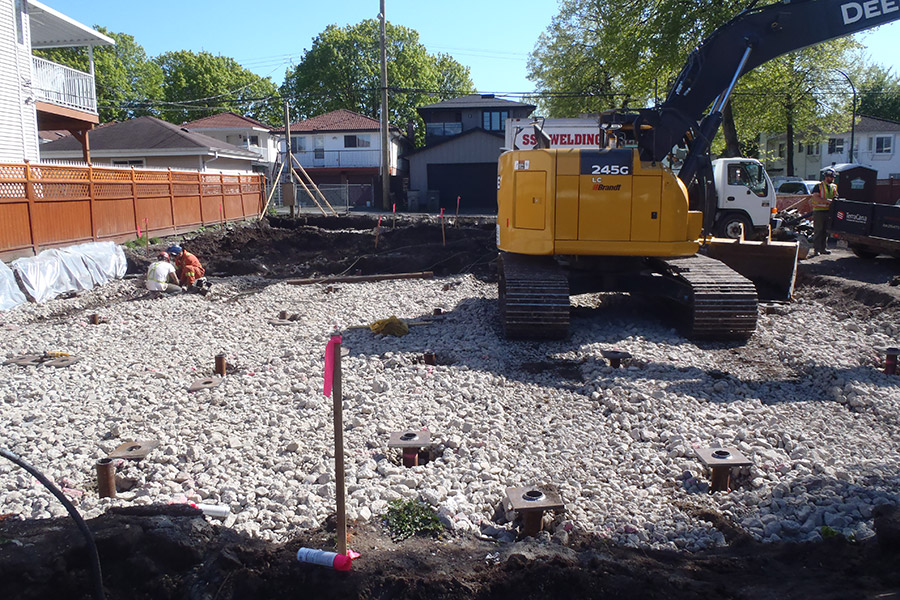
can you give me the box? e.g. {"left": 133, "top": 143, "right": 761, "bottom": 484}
{"left": 5, "top": 215, "right": 900, "bottom": 600}
{"left": 125, "top": 215, "right": 500, "bottom": 284}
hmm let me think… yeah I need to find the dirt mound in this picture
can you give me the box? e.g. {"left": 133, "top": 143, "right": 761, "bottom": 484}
{"left": 3, "top": 505, "right": 899, "bottom": 600}
{"left": 126, "top": 216, "right": 498, "bottom": 282}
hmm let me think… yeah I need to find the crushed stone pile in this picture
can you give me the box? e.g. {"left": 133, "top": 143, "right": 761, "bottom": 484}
{"left": 1, "top": 270, "right": 898, "bottom": 551}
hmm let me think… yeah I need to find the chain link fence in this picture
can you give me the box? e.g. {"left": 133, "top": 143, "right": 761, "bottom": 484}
{"left": 274, "top": 183, "right": 375, "bottom": 215}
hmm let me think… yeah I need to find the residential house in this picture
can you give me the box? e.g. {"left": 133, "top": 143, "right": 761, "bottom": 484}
{"left": 820, "top": 115, "right": 900, "bottom": 180}
{"left": 408, "top": 94, "right": 535, "bottom": 212}
{"left": 1, "top": 0, "right": 113, "bottom": 163}
{"left": 758, "top": 133, "right": 824, "bottom": 180}
{"left": 39, "top": 116, "right": 261, "bottom": 172}
{"left": 274, "top": 109, "right": 408, "bottom": 208}
{"left": 760, "top": 115, "right": 900, "bottom": 181}
{"left": 181, "top": 112, "right": 280, "bottom": 176}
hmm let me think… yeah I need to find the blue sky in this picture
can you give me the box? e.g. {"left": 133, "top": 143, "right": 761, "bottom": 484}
{"left": 46, "top": 0, "right": 900, "bottom": 98}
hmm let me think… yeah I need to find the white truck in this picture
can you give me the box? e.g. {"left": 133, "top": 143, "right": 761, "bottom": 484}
{"left": 710, "top": 157, "right": 777, "bottom": 239}
{"left": 504, "top": 118, "right": 775, "bottom": 239}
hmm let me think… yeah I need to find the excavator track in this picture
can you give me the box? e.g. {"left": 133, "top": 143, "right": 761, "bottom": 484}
{"left": 498, "top": 252, "right": 570, "bottom": 339}
{"left": 666, "top": 254, "right": 758, "bottom": 339}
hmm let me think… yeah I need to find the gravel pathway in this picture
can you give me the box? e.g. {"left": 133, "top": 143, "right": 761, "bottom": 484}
{"left": 1, "top": 274, "right": 898, "bottom": 550}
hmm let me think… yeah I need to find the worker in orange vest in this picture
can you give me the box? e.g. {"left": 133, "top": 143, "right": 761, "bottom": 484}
{"left": 167, "top": 245, "right": 211, "bottom": 294}
{"left": 811, "top": 168, "right": 837, "bottom": 256}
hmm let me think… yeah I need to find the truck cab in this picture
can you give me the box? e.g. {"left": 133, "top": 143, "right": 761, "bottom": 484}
{"left": 711, "top": 157, "right": 776, "bottom": 239}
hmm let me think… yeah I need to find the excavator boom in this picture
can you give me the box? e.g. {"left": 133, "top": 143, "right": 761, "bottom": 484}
{"left": 640, "top": 0, "right": 900, "bottom": 166}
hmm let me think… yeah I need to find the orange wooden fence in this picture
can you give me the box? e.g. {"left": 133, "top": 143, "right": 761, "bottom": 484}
{"left": 0, "top": 163, "right": 264, "bottom": 261}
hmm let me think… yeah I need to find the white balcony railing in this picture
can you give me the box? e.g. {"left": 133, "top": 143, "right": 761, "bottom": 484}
{"left": 240, "top": 142, "right": 279, "bottom": 163}
{"left": 294, "top": 149, "right": 382, "bottom": 169}
{"left": 31, "top": 56, "right": 98, "bottom": 114}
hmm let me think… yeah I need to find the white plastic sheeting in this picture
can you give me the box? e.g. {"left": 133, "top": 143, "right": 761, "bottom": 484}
{"left": 64, "top": 242, "right": 127, "bottom": 286}
{"left": 0, "top": 260, "right": 26, "bottom": 310}
{"left": 10, "top": 242, "right": 127, "bottom": 304}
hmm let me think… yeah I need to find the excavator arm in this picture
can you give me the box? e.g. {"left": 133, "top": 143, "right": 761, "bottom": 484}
{"left": 637, "top": 0, "right": 900, "bottom": 169}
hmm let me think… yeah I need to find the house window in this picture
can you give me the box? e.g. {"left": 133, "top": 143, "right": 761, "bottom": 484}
{"left": 248, "top": 135, "right": 259, "bottom": 146}
{"left": 290, "top": 136, "right": 306, "bottom": 153}
{"left": 875, "top": 135, "right": 893, "bottom": 154}
{"left": 777, "top": 143, "right": 785, "bottom": 158}
{"left": 344, "top": 134, "right": 372, "bottom": 148}
{"left": 828, "top": 138, "right": 844, "bottom": 154}
{"left": 112, "top": 159, "right": 145, "bottom": 167}
{"left": 806, "top": 143, "right": 819, "bottom": 156}
{"left": 425, "top": 122, "right": 463, "bottom": 137}
{"left": 482, "top": 110, "right": 509, "bottom": 131}
{"left": 314, "top": 135, "right": 325, "bottom": 160}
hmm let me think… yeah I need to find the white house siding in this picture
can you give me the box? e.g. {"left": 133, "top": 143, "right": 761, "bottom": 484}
{"left": 286, "top": 131, "right": 403, "bottom": 172}
{"left": 195, "top": 128, "right": 279, "bottom": 165}
{"left": 831, "top": 132, "right": 900, "bottom": 180}
{"left": 86, "top": 155, "right": 255, "bottom": 173}
{"left": 0, "top": 0, "right": 39, "bottom": 162}
{"left": 762, "top": 121, "right": 900, "bottom": 181}
{"left": 43, "top": 155, "right": 256, "bottom": 173}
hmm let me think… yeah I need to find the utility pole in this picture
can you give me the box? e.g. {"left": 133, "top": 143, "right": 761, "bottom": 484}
{"left": 379, "top": 0, "right": 390, "bottom": 210}
{"left": 835, "top": 69, "right": 857, "bottom": 164}
{"left": 283, "top": 101, "right": 295, "bottom": 218}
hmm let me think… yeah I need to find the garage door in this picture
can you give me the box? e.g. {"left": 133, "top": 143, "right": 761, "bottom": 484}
{"left": 426, "top": 163, "right": 498, "bottom": 213}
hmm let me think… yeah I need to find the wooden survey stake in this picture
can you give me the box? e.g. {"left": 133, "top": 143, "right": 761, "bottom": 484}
{"left": 328, "top": 335, "right": 347, "bottom": 555}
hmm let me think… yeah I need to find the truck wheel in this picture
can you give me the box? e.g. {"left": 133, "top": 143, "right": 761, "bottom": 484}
{"left": 850, "top": 244, "right": 879, "bottom": 259}
{"left": 715, "top": 213, "right": 751, "bottom": 240}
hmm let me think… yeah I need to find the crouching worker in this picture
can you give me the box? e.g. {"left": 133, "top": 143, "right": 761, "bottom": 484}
{"left": 167, "top": 245, "right": 212, "bottom": 294}
{"left": 146, "top": 252, "right": 181, "bottom": 293}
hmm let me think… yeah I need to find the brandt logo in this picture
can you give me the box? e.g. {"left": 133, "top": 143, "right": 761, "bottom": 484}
{"left": 841, "top": 0, "right": 899, "bottom": 25}
{"left": 593, "top": 183, "right": 622, "bottom": 191}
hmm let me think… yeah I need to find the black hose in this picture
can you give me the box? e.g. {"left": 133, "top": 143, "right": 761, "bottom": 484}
{"left": 0, "top": 448, "right": 104, "bottom": 600}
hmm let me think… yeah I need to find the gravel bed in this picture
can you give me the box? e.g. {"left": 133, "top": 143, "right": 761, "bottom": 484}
{"left": 1, "top": 274, "right": 899, "bottom": 551}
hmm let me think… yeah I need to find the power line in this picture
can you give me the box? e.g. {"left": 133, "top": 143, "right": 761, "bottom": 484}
{"left": 91, "top": 81, "right": 900, "bottom": 114}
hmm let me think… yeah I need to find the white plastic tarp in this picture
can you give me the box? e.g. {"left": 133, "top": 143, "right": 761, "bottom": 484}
{"left": 0, "top": 260, "right": 25, "bottom": 311}
{"left": 11, "top": 241, "right": 127, "bottom": 304}
{"left": 64, "top": 241, "right": 127, "bottom": 285}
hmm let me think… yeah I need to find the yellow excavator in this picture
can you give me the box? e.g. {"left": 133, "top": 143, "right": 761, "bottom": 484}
{"left": 497, "top": 0, "right": 900, "bottom": 340}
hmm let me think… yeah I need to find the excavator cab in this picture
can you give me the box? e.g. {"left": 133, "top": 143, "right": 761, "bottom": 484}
{"left": 598, "top": 111, "right": 646, "bottom": 151}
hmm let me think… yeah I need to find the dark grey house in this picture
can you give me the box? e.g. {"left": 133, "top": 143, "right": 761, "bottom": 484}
{"left": 407, "top": 94, "right": 535, "bottom": 212}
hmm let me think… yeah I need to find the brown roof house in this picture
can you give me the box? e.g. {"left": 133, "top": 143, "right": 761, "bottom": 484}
{"left": 408, "top": 94, "right": 535, "bottom": 212}
{"left": 39, "top": 116, "right": 261, "bottom": 172}
{"left": 273, "top": 109, "right": 410, "bottom": 208}
{"left": 181, "top": 112, "right": 280, "bottom": 173}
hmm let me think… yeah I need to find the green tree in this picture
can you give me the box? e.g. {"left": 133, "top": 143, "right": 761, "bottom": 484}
{"left": 854, "top": 64, "right": 900, "bottom": 123}
{"left": 32, "top": 27, "right": 163, "bottom": 123}
{"left": 529, "top": 0, "right": 860, "bottom": 169}
{"left": 155, "top": 50, "right": 281, "bottom": 125}
{"left": 433, "top": 53, "right": 475, "bottom": 99}
{"left": 725, "top": 39, "right": 860, "bottom": 174}
{"left": 280, "top": 20, "right": 475, "bottom": 145}
{"left": 527, "top": 0, "right": 745, "bottom": 117}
